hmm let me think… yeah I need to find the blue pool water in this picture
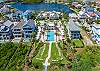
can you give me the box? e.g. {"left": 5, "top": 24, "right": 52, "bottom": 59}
{"left": 47, "top": 31, "right": 54, "bottom": 41}
{"left": 11, "top": 3, "right": 73, "bottom": 14}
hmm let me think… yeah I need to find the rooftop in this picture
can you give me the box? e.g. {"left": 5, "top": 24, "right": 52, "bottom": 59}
{"left": 3, "top": 20, "right": 13, "bottom": 27}
{"left": 69, "top": 19, "right": 80, "bottom": 31}
{"left": 93, "top": 24, "right": 100, "bottom": 28}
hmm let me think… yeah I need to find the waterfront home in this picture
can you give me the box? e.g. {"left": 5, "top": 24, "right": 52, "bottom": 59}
{"left": 68, "top": 19, "right": 81, "bottom": 39}
{"left": 78, "top": 14, "right": 87, "bottom": 23}
{"left": 49, "top": 12, "right": 60, "bottom": 20}
{"left": 96, "top": 0, "right": 100, "bottom": 4}
{"left": 75, "top": 4, "right": 82, "bottom": 9}
{"left": 78, "top": 11, "right": 87, "bottom": 20}
{"left": 88, "top": 12, "right": 96, "bottom": 19}
{"left": 0, "top": 5, "right": 10, "bottom": 13}
{"left": 71, "top": 2, "right": 78, "bottom": 7}
{"left": 38, "top": 12, "right": 61, "bottom": 20}
{"left": 11, "top": 10, "right": 23, "bottom": 21}
{"left": 0, "top": 4, "right": 4, "bottom": 9}
{"left": 92, "top": 24, "right": 100, "bottom": 44}
{"left": 97, "top": 12, "right": 100, "bottom": 20}
{"left": 23, "top": 19, "right": 36, "bottom": 39}
{"left": 85, "top": 7, "right": 95, "bottom": 13}
{"left": 24, "top": 10, "right": 33, "bottom": 20}
{"left": 69, "top": 13, "right": 78, "bottom": 19}
{"left": 0, "top": 20, "right": 14, "bottom": 40}
{"left": 37, "top": 12, "right": 47, "bottom": 20}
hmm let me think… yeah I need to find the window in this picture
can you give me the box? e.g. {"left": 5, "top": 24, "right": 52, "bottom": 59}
{"left": 15, "top": 35, "right": 17, "bottom": 37}
{"left": 0, "top": 37, "right": 2, "bottom": 40}
{"left": 26, "top": 35, "right": 30, "bottom": 38}
{"left": 18, "top": 35, "right": 21, "bottom": 37}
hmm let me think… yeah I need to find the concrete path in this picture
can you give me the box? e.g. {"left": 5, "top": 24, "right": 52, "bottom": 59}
{"left": 44, "top": 42, "right": 52, "bottom": 71}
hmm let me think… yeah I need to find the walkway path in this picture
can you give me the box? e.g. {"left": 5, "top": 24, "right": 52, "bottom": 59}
{"left": 44, "top": 42, "right": 52, "bottom": 71}
{"left": 56, "top": 42, "right": 61, "bottom": 56}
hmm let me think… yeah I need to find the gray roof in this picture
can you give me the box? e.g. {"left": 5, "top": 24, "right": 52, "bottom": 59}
{"left": 69, "top": 19, "right": 80, "bottom": 31}
{"left": 12, "top": 20, "right": 24, "bottom": 29}
{"left": 15, "top": 10, "right": 23, "bottom": 14}
{"left": 3, "top": 20, "right": 13, "bottom": 27}
{"left": 23, "top": 19, "right": 35, "bottom": 28}
{"left": 24, "top": 10, "right": 32, "bottom": 14}
{"left": 13, "top": 22, "right": 23, "bottom": 29}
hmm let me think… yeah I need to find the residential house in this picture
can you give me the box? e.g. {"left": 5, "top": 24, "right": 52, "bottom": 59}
{"left": 23, "top": 19, "right": 36, "bottom": 39}
{"left": 85, "top": 7, "right": 97, "bottom": 19}
{"left": 78, "top": 11, "right": 87, "bottom": 21}
{"left": 11, "top": 10, "right": 23, "bottom": 21}
{"left": 71, "top": 2, "right": 78, "bottom": 7}
{"left": 96, "top": 0, "right": 100, "bottom": 4}
{"left": 69, "top": 13, "right": 78, "bottom": 19}
{"left": 37, "top": 12, "right": 47, "bottom": 20}
{"left": 97, "top": 12, "right": 100, "bottom": 20}
{"left": 24, "top": 10, "right": 33, "bottom": 20}
{"left": 49, "top": 12, "right": 60, "bottom": 20}
{"left": 85, "top": 7, "right": 95, "bottom": 13}
{"left": 68, "top": 19, "right": 81, "bottom": 39}
{"left": 0, "top": 5, "right": 10, "bottom": 13}
{"left": 92, "top": 24, "right": 100, "bottom": 44}
{"left": 0, "top": 20, "right": 14, "bottom": 40}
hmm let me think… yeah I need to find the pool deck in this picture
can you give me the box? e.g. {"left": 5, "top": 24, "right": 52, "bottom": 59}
{"left": 36, "top": 20, "right": 65, "bottom": 42}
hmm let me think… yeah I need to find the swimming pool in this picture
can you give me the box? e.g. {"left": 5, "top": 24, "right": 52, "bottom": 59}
{"left": 11, "top": 3, "right": 73, "bottom": 14}
{"left": 47, "top": 31, "right": 54, "bottom": 41}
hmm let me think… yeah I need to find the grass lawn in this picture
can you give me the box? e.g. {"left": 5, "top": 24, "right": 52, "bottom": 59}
{"left": 32, "top": 43, "right": 49, "bottom": 67}
{"left": 41, "top": 43, "right": 49, "bottom": 60}
{"left": 50, "top": 43, "right": 61, "bottom": 61}
{"left": 72, "top": 39, "right": 83, "bottom": 48}
{"left": 95, "top": 20, "right": 100, "bottom": 24}
{"left": 5, "top": 2, "right": 16, "bottom": 4}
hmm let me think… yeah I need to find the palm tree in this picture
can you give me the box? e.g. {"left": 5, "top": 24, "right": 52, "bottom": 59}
{"left": 41, "top": 31, "right": 45, "bottom": 42}
{"left": 55, "top": 32, "right": 58, "bottom": 41}
{"left": 19, "top": 32, "right": 24, "bottom": 48}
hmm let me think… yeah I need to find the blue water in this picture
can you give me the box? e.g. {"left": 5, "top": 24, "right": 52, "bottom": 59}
{"left": 47, "top": 31, "right": 54, "bottom": 41}
{"left": 11, "top": 3, "right": 73, "bottom": 14}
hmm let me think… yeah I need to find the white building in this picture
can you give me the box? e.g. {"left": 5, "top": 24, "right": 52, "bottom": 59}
{"left": 92, "top": 24, "right": 100, "bottom": 44}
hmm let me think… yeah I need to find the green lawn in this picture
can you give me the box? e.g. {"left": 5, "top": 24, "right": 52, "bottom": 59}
{"left": 95, "top": 20, "right": 100, "bottom": 24}
{"left": 5, "top": 43, "right": 31, "bottom": 71}
{"left": 0, "top": 43, "right": 18, "bottom": 71}
{"left": 5, "top": 2, "right": 16, "bottom": 4}
{"left": 32, "top": 43, "right": 49, "bottom": 68}
{"left": 50, "top": 43, "right": 61, "bottom": 61}
{"left": 41, "top": 43, "right": 49, "bottom": 59}
{"left": 72, "top": 39, "right": 83, "bottom": 48}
